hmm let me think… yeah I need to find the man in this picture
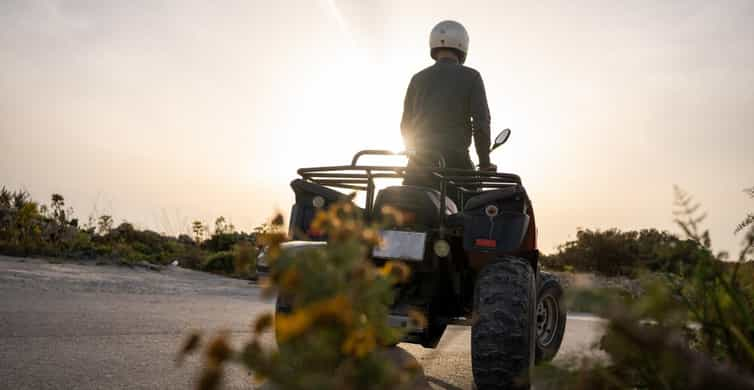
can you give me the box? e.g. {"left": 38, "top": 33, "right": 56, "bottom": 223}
{"left": 401, "top": 20, "right": 496, "bottom": 204}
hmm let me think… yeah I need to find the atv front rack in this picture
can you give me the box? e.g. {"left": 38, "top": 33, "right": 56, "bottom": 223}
{"left": 297, "top": 150, "right": 522, "bottom": 219}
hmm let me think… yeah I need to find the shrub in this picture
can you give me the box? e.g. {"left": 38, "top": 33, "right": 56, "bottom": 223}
{"left": 537, "top": 186, "right": 754, "bottom": 389}
{"left": 202, "top": 251, "right": 235, "bottom": 273}
{"left": 97, "top": 215, "right": 113, "bottom": 235}
{"left": 177, "top": 248, "right": 205, "bottom": 270}
{"left": 202, "top": 231, "right": 256, "bottom": 253}
{"left": 180, "top": 203, "right": 421, "bottom": 390}
{"left": 232, "top": 241, "right": 257, "bottom": 279}
{"left": 0, "top": 188, "right": 46, "bottom": 256}
{"left": 178, "top": 234, "right": 195, "bottom": 246}
{"left": 541, "top": 228, "right": 713, "bottom": 277}
{"left": 0, "top": 186, "right": 266, "bottom": 269}
{"left": 192, "top": 221, "right": 208, "bottom": 243}
{"left": 65, "top": 230, "right": 97, "bottom": 259}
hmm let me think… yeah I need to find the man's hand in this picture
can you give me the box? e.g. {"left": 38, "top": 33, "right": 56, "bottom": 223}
{"left": 479, "top": 163, "right": 497, "bottom": 172}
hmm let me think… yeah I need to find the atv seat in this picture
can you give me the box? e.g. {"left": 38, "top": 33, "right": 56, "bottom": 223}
{"left": 374, "top": 186, "right": 458, "bottom": 227}
{"left": 444, "top": 187, "right": 525, "bottom": 229}
{"left": 464, "top": 186, "right": 523, "bottom": 211}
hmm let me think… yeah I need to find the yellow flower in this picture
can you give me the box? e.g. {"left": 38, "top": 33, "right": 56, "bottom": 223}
{"left": 278, "top": 269, "right": 300, "bottom": 291}
{"left": 252, "top": 371, "right": 266, "bottom": 385}
{"left": 204, "top": 331, "right": 232, "bottom": 365}
{"left": 350, "top": 262, "right": 375, "bottom": 282}
{"left": 407, "top": 308, "right": 428, "bottom": 330}
{"left": 253, "top": 313, "right": 273, "bottom": 335}
{"left": 328, "top": 210, "right": 343, "bottom": 230}
{"left": 258, "top": 276, "right": 275, "bottom": 299}
{"left": 271, "top": 213, "right": 285, "bottom": 227}
{"left": 380, "top": 205, "right": 414, "bottom": 226}
{"left": 176, "top": 331, "right": 202, "bottom": 365}
{"left": 361, "top": 228, "right": 381, "bottom": 245}
{"left": 309, "top": 294, "right": 352, "bottom": 326}
{"left": 274, "top": 295, "right": 353, "bottom": 342}
{"left": 259, "top": 232, "right": 287, "bottom": 263}
{"left": 309, "top": 210, "right": 329, "bottom": 236}
{"left": 275, "top": 311, "right": 314, "bottom": 343}
{"left": 343, "top": 220, "right": 357, "bottom": 233}
{"left": 342, "top": 326, "right": 377, "bottom": 358}
{"left": 378, "top": 262, "right": 392, "bottom": 278}
{"left": 379, "top": 260, "right": 411, "bottom": 283}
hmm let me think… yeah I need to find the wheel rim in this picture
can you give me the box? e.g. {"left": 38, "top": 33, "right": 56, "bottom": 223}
{"left": 536, "top": 294, "right": 559, "bottom": 347}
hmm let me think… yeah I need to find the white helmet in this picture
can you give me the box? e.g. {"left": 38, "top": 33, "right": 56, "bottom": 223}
{"left": 429, "top": 20, "right": 469, "bottom": 64}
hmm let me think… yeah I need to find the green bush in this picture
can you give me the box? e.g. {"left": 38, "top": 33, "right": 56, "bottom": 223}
{"left": 66, "top": 230, "right": 97, "bottom": 259}
{"left": 180, "top": 204, "right": 421, "bottom": 390}
{"left": 202, "top": 251, "right": 235, "bottom": 273}
{"left": 541, "top": 228, "right": 713, "bottom": 277}
{"left": 0, "top": 186, "right": 264, "bottom": 269}
{"left": 202, "top": 232, "right": 256, "bottom": 252}
{"left": 538, "top": 186, "right": 754, "bottom": 389}
{"left": 564, "top": 286, "right": 632, "bottom": 314}
{"left": 232, "top": 241, "right": 257, "bottom": 279}
{"left": 177, "top": 247, "right": 206, "bottom": 270}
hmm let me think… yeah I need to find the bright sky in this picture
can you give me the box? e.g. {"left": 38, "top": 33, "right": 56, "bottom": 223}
{"left": 2, "top": 0, "right": 753, "bottom": 255}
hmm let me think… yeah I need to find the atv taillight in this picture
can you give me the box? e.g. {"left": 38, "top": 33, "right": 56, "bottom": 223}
{"left": 475, "top": 239, "right": 497, "bottom": 248}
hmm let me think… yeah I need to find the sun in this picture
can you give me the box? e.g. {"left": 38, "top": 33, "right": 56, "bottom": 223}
{"left": 260, "top": 58, "right": 408, "bottom": 199}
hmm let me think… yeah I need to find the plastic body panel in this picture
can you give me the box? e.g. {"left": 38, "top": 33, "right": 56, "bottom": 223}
{"left": 462, "top": 186, "right": 531, "bottom": 254}
{"left": 289, "top": 179, "right": 349, "bottom": 240}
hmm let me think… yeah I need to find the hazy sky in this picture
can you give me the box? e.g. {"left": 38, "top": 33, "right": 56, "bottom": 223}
{"left": 2, "top": 0, "right": 753, "bottom": 255}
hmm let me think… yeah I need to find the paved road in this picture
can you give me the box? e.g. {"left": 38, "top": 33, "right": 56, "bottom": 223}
{"left": 0, "top": 256, "right": 605, "bottom": 389}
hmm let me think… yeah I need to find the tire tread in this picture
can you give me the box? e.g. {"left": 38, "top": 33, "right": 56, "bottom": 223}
{"left": 472, "top": 256, "right": 535, "bottom": 390}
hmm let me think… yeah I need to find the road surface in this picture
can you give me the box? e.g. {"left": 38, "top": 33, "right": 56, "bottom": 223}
{"left": 0, "top": 256, "right": 605, "bottom": 389}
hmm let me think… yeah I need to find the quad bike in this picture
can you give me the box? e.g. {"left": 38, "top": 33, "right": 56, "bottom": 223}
{"left": 273, "top": 129, "right": 566, "bottom": 389}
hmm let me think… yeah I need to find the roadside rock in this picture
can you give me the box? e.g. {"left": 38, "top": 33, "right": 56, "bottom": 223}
{"left": 138, "top": 260, "right": 164, "bottom": 272}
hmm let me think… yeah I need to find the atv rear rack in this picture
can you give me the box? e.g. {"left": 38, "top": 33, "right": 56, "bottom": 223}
{"left": 297, "top": 150, "right": 522, "bottom": 220}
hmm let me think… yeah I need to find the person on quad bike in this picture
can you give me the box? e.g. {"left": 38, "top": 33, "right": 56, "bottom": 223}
{"left": 400, "top": 20, "right": 496, "bottom": 203}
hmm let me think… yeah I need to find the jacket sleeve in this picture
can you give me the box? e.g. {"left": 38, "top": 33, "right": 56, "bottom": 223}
{"left": 400, "top": 76, "right": 416, "bottom": 150}
{"left": 470, "top": 72, "right": 491, "bottom": 166}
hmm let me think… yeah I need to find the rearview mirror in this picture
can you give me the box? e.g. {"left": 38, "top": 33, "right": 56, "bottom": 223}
{"left": 490, "top": 128, "right": 511, "bottom": 153}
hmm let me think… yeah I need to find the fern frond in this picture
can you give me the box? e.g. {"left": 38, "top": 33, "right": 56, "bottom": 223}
{"left": 735, "top": 214, "right": 754, "bottom": 235}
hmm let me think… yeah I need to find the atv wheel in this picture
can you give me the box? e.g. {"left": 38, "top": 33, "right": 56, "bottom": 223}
{"left": 472, "top": 257, "right": 536, "bottom": 390}
{"left": 535, "top": 272, "right": 567, "bottom": 363}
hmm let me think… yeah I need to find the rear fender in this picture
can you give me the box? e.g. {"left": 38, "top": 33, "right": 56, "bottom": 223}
{"left": 462, "top": 187, "right": 530, "bottom": 253}
{"left": 463, "top": 186, "right": 539, "bottom": 270}
{"left": 289, "top": 179, "right": 354, "bottom": 240}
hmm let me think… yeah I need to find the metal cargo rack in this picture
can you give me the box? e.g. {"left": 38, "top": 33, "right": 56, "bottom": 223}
{"left": 297, "top": 150, "right": 522, "bottom": 221}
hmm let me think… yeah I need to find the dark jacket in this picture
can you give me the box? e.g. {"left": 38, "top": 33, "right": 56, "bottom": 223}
{"left": 400, "top": 57, "right": 492, "bottom": 167}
